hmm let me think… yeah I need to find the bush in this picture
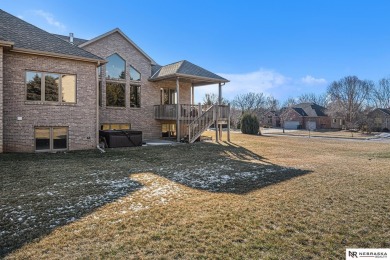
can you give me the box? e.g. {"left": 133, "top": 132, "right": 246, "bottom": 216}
{"left": 383, "top": 128, "right": 389, "bottom": 132}
{"left": 241, "top": 114, "right": 259, "bottom": 135}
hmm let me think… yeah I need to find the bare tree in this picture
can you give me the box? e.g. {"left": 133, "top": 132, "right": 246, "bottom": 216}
{"left": 202, "top": 93, "right": 227, "bottom": 106}
{"left": 232, "top": 92, "right": 266, "bottom": 115}
{"left": 282, "top": 97, "right": 296, "bottom": 108}
{"left": 297, "top": 93, "right": 329, "bottom": 107}
{"left": 265, "top": 96, "right": 280, "bottom": 111}
{"left": 327, "top": 76, "right": 374, "bottom": 129}
{"left": 373, "top": 77, "right": 390, "bottom": 108}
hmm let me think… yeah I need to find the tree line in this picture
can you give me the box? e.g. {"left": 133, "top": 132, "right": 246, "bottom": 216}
{"left": 202, "top": 75, "right": 390, "bottom": 130}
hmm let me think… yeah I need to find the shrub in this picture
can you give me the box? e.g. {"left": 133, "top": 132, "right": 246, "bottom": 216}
{"left": 241, "top": 114, "right": 259, "bottom": 135}
{"left": 383, "top": 128, "right": 389, "bottom": 132}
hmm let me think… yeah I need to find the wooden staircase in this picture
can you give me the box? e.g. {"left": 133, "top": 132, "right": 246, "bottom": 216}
{"left": 154, "top": 104, "right": 230, "bottom": 143}
{"left": 188, "top": 105, "right": 216, "bottom": 143}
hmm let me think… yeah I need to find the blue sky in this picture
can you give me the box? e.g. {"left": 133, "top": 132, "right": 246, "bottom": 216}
{"left": 2, "top": 1, "right": 390, "bottom": 103}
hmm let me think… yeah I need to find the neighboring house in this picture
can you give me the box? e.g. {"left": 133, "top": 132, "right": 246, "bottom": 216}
{"left": 260, "top": 110, "right": 280, "bottom": 127}
{"left": 331, "top": 117, "right": 346, "bottom": 130}
{"left": 0, "top": 9, "right": 229, "bottom": 153}
{"left": 367, "top": 108, "right": 390, "bottom": 131}
{"left": 280, "top": 103, "right": 331, "bottom": 130}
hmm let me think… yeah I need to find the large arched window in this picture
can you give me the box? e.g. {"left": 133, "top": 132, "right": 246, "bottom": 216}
{"left": 106, "top": 53, "right": 125, "bottom": 80}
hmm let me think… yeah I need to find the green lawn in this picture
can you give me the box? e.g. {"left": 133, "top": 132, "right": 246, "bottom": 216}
{"left": 1, "top": 133, "right": 390, "bottom": 259}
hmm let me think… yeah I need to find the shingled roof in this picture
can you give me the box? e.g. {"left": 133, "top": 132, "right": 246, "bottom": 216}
{"left": 293, "top": 103, "right": 328, "bottom": 117}
{"left": 53, "top": 34, "right": 89, "bottom": 46}
{"left": 378, "top": 108, "right": 390, "bottom": 116}
{"left": 149, "top": 60, "right": 228, "bottom": 86}
{"left": 0, "top": 9, "right": 104, "bottom": 62}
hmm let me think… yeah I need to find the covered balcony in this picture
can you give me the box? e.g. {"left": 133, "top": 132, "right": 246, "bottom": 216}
{"left": 149, "top": 60, "right": 230, "bottom": 142}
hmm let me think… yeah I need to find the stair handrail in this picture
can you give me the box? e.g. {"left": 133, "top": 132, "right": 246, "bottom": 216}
{"left": 188, "top": 105, "right": 216, "bottom": 143}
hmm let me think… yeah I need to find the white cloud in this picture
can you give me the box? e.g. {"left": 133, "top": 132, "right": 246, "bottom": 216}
{"left": 32, "top": 10, "right": 66, "bottom": 31}
{"left": 17, "top": 15, "right": 24, "bottom": 19}
{"left": 194, "top": 69, "right": 289, "bottom": 103}
{"left": 301, "top": 75, "right": 327, "bottom": 85}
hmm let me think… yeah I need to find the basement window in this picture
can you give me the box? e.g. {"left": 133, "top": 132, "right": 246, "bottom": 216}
{"left": 101, "top": 123, "right": 131, "bottom": 130}
{"left": 35, "top": 127, "right": 68, "bottom": 151}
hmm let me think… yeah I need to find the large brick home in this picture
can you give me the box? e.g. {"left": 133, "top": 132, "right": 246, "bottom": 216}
{"left": 280, "top": 103, "right": 331, "bottom": 130}
{"left": 0, "top": 9, "right": 229, "bottom": 153}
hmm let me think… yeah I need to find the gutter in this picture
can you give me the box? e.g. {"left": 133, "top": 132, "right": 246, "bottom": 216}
{"left": 10, "top": 47, "right": 107, "bottom": 64}
{"left": 149, "top": 73, "right": 229, "bottom": 84}
{"left": 0, "top": 40, "right": 14, "bottom": 48}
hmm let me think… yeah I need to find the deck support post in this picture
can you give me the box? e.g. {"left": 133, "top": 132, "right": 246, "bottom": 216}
{"left": 176, "top": 77, "right": 180, "bottom": 142}
{"left": 191, "top": 84, "right": 195, "bottom": 105}
{"left": 227, "top": 103, "right": 231, "bottom": 142}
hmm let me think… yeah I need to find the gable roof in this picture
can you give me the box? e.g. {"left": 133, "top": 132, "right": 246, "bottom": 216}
{"left": 294, "top": 103, "right": 327, "bottom": 117}
{"left": 79, "top": 28, "right": 157, "bottom": 65}
{"left": 377, "top": 108, "right": 390, "bottom": 116}
{"left": 149, "top": 60, "right": 229, "bottom": 86}
{"left": 281, "top": 103, "right": 328, "bottom": 118}
{"left": 0, "top": 9, "right": 104, "bottom": 63}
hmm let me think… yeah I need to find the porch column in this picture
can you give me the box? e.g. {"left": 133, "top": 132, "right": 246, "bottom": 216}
{"left": 227, "top": 103, "right": 231, "bottom": 142}
{"left": 218, "top": 82, "right": 222, "bottom": 105}
{"left": 176, "top": 77, "right": 180, "bottom": 142}
{"left": 218, "top": 82, "right": 222, "bottom": 140}
{"left": 191, "top": 84, "right": 195, "bottom": 105}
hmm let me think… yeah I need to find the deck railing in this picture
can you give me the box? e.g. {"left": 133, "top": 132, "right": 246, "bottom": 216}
{"left": 154, "top": 104, "right": 230, "bottom": 121}
{"left": 154, "top": 104, "right": 230, "bottom": 143}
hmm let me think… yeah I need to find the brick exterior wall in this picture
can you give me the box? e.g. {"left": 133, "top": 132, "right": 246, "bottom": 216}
{"left": 368, "top": 109, "right": 390, "bottom": 131}
{"left": 281, "top": 108, "right": 331, "bottom": 129}
{"left": 83, "top": 32, "right": 191, "bottom": 140}
{"left": 0, "top": 47, "right": 3, "bottom": 153}
{"left": 3, "top": 52, "right": 97, "bottom": 152}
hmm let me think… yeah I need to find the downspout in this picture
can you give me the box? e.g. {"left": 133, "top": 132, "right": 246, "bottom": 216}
{"left": 176, "top": 77, "right": 180, "bottom": 142}
{"left": 96, "top": 61, "right": 104, "bottom": 152}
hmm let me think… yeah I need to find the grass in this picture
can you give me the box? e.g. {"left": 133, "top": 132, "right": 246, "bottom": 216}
{"left": 1, "top": 132, "right": 390, "bottom": 259}
{"left": 261, "top": 128, "right": 378, "bottom": 139}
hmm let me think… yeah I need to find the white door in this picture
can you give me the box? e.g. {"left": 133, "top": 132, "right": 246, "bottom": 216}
{"left": 284, "top": 121, "right": 300, "bottom": 129}
{"left": 306, "top": 121, "right": 316, "bottom": 130}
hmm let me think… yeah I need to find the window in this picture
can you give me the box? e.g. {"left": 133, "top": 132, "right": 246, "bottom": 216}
{"left": 160, "top": 88, "right": 177, "bottom": 104}
{"left": 101, "top": 123, "right": 131, "bottom": 130}
{"left": 106, "top": 53, "right": 125, "bottom": 80}
{"left": 106, "top": 82, "right": 125, "bottom": 107}
{"left": 26, "top": 71, "right": 76, "bottom": 103}
{"left": 98, "top": 66, "right": 102, "bottom": 78}
{"left": 61, "top": 75, "right": 76, "bottom": 103}
{"left": 26, "top": 72, "right": 42, "bottom": 101}
{"left": 35, "top": 127, "right": 68, "bottom": 151}
{"left": 162, "top": 123, "right": 176, "bottom": 138}
{"left": 45, "top": 73, "right": 59, "bottom": 101}
{"left": 130, "top": 85, "right": 141, "bottom": 108}
{"left": 332, "top": 119, "right": 337, "bottom": 123}
{"left": 130, "top": 65, "right": 141, "bottom": 81}
{"left": 98, "top": 81, "right": 102, "bottom": 107}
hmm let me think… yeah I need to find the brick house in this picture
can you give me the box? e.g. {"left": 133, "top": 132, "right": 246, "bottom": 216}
{"left": 367, "top": 108, "right": 390, "bottom": 132}
{"left": 259, "top": 110, "right": 280, "bottom": 127}
{"left": 0, "top": 9, "right": 229, "bottom": 153}
{"left": 280, "top": 103, "right": 331, "bottom": 130}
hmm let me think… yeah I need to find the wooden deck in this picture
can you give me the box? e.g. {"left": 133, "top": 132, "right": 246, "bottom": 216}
{"left": 154, "top": 104, "right": 229, "bottom": 121}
